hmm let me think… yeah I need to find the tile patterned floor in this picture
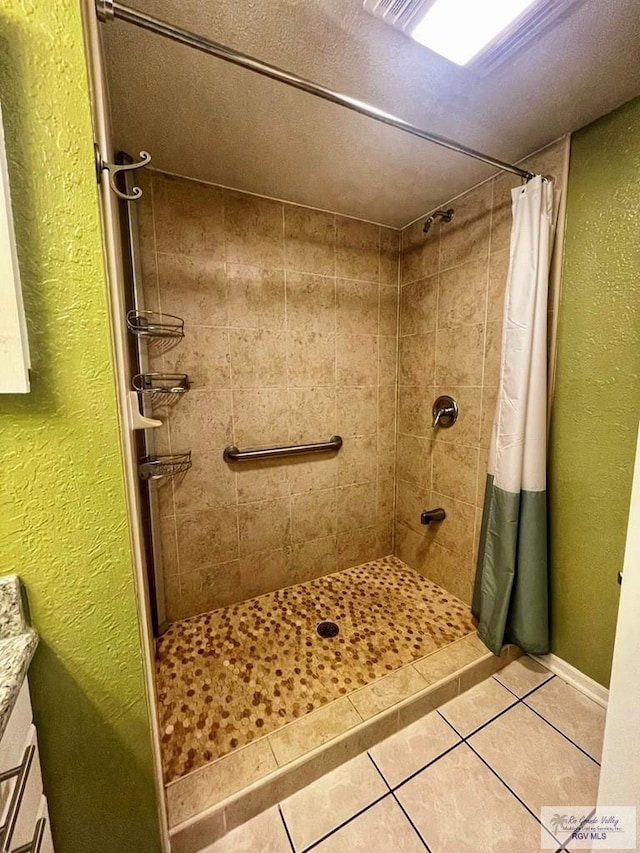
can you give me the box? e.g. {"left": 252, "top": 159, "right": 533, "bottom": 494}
{"left": 155, "top": 556, "right": 476, "bottom": 783}
{"left": 205, "top": 658, "right": 607, "bottom": 853}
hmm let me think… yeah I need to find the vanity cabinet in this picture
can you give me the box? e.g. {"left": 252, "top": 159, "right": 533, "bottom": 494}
{"left": 0, "top": 681, "right": 53, "bottom": 852}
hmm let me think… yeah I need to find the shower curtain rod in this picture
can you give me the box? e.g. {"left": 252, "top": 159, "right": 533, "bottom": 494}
{"left": 96, "top": 0, "right": 536, "bottom": 182}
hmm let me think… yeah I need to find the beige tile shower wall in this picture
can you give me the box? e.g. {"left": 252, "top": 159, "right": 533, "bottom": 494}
{"left": 136, "top": 172, "right": 400, "bottom": 620}
{"left": 394, "top": 140, "right": 567, "bottom": 605}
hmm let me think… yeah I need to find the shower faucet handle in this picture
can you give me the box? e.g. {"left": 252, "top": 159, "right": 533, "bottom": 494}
{"left": 432, "top": 395, "right": 458, "bottom": 429}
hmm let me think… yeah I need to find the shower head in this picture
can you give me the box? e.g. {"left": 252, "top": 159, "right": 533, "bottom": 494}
{"left": 423, "top": 208, "right": 454, "bottom": 234}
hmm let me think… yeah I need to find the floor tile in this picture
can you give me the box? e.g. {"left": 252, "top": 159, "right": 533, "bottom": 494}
{"left": 465, "top": 632, "right": 492, "bottom": 654}
{"left": 369, "top": 709, "right": 461, "bottom": 788}
{"left": 494, "top": 656, "right": 553, "bottom": 697}
{"left": 268, "top": 697, "right": 362, "bottom": 767}
{"left": 311, "top": 795, "right": 425, "bottom": 852}
{"left": 524, "top": 678, "right": 606, "bottom": 762}
{"left": 165, "top": 737, "right": 278, "bottom": 827}
{"left": 280, "top": 753, "right": 388, "bottom": 851}
{"left": 349, "top": 666, "right": 428, "bottom": 719}
{"left": 412, "top": 633, "right": 485, "bottom": 684}
{"left": 396, "top": 743, "right": 547, "bottom": 852}
{"left": 156, "top": 555, "right": 475, "bottom": 782}
{"left": 396, "top": 673, "right": 460, "bottom": 730}
{"left": 203, "top": 806, "right": 291, "bottom": 852}
{"left": 440, "top": 676, "right": 517, "bottom": 736}
{"left": 469, "top": 704, "right": 600, "bottom": 827}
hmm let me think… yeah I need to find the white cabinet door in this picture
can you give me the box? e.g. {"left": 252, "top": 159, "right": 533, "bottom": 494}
{"left": 31, "top": 796, "right": 54, "bottom": 853}
{"left": 4, "top": 726, "right": 43, "bottom": 851}
{"left": 0, "top": 681, "right": 54, "bottom": 852}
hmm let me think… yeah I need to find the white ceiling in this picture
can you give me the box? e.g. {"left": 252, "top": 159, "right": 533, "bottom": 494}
{"left": 102, "top": 0, "right": 640, "bottom": 227}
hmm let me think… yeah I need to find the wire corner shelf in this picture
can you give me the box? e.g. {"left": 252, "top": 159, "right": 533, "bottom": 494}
{"left": 138, "top": 452, "right": 192, "bottom": 481}
{"left": 127, "top": 309, "right": 185, "bottom": 340}
{"left": 132, "top": 372, "right": 190, "bottom": 396}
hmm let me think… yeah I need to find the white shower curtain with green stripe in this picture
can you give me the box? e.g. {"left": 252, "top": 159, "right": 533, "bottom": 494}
{"left": 473, "top": 175, "right": 555, "bottom": 655}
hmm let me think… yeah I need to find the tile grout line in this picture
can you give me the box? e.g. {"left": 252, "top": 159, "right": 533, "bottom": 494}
{"left": 282, "top": 203, "right": 292, "bottom": 491}
{"left": 492, "top": 671, "right": 555, "bottom": 701}
{"left": 493, "top": 672, "right": 602, "bottom": 763}
{"left": 265, "top": 734, "right": 280, "bottom": 772}
{"left": 278, "top": 804, "right": 296, "bottom": 853}
{"left": 401, "top": 248, "right": 499, "bottom": 286}
{"left": 332, "top": 221, "right": 338, "bottom": 544}
{"left": 430, "top": 230, "right": 439, "bottom": 495}
{"left": 299, "top": 791, "right": 392, "bottom": 853}
{"left": 367, "top": 752, "right": 432, "bottom": 852}
{"left": 375, "top": 737, "right": 465, "bottom": 796}
{"left": 375, "top": 230, "right": 381, "bottom": 560}
{"left": 346, "top": 694, "right": 365, "bottom": 725}
{"left": 468, "top": 739, "right": 564, "bottom": 850}
{"left": 474, "top": 180, "right": 494, "bottom": 552}
{"left": 437, "top": 711, "right": 565, "bottom": 849}
{"left": 521, "top": 699, "right": 601, "bottom": 767}
{"left": 422, "top": 669, "right": 602, "bottom": 839}
{"left": 557, "top": 807, "right": 598, "bottom": 853}
{"left": 221, "top": 192, "right": 242, "bottom": 578}
{"left": 429, "top": 670, "right": 555, "bottom": 746}
{"left": 436, "top": 699, "right": 515, "bottom": 741}
{"left": 390, "top": 230, "right": 401, "bottom": 555}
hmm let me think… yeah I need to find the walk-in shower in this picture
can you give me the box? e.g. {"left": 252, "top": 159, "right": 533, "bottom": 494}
{"left": 94, "top": 0, "right": 568, "bottom": 842}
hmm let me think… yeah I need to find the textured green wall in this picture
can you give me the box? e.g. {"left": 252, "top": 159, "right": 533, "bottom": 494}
{"left": 550, "top": 96, "right": 640, "bottom": 688}
{"left": 0, "top": 2, "right": 161, "bottom": 851}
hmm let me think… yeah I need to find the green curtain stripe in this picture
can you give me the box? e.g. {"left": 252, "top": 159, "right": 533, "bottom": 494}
{"left": 473, "top": 475, "right": 550, "bottom": 655}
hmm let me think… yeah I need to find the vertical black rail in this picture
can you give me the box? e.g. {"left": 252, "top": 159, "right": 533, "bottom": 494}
{"left": 117, "top": 152, "right": 164, "bottom": 636}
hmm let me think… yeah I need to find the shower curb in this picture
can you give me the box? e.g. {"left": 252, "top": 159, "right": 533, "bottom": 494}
{"left": 169, "top": 638, "right": 522, "bottom": 852}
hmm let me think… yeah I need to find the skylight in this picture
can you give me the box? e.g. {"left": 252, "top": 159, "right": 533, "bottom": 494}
{"left": 410, "top": 0, "right": 538, "bottom": 65}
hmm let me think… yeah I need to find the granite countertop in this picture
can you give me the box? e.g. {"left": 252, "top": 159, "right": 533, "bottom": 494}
{"left": 0, "top": 576, "right": 38, "bottom": 739}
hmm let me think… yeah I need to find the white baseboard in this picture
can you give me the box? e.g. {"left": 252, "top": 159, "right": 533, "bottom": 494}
{"left": 532, "top": 653, "right": 609, "bottom": 708}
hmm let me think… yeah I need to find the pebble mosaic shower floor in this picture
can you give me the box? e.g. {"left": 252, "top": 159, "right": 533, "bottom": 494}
{"left": 155, "top": 555, "right": 476, "bottom": 783}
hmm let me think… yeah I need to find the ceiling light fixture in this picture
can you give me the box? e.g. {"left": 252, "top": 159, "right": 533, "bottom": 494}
{"left": 363, "top": 0, "right": 586, "bottom": 75}
{"left": 411, "top": 0, "right": 537, "bottom": 65}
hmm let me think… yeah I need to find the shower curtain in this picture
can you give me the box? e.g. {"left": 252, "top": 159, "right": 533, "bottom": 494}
{"left": 472, "top": 175, "right": 554, "bottom": 655}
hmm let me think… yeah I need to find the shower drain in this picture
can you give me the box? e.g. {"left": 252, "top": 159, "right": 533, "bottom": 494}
{"left": 316, "top": 621, "right": 339, "bottom": 638}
